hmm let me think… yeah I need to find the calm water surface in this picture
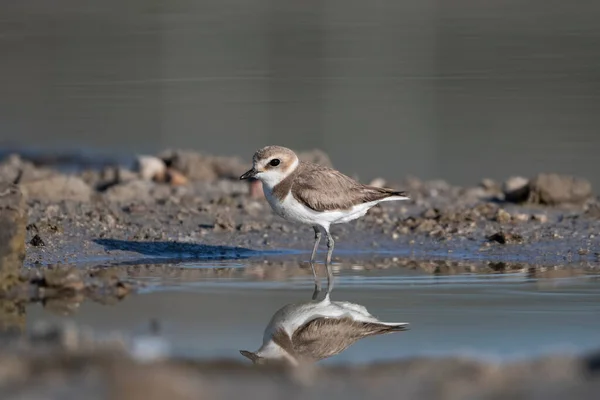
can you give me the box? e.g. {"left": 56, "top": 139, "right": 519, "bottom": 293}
{"left": 24, "top": 263, "right": 600, "bottom": 364}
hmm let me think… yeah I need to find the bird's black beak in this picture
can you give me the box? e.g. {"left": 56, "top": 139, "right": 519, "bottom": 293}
{"left": 240, "top": 168, "right": 257, "bottom": 180}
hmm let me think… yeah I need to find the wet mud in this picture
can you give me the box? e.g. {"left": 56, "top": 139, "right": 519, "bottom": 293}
{"left": 0, "top": 323, "right": 599, "bottom": 400}
{"left": 1, "top": 150, "right": 599, "bottom": 398}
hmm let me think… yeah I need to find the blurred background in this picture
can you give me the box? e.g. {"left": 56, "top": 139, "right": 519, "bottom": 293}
{"left": 1, "top": 0, "right": 599, "bottom": 187}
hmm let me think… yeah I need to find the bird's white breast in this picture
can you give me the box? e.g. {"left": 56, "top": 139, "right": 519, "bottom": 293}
{"left": 262, "top": 185, "right": 381, "bottom": 228}
{"left": 262, "top": 186, "right": 314, "bottom": 224}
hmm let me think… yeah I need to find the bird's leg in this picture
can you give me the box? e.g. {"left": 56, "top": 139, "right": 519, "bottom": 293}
{"left": 311, "top": 282, "right": 320, "bottom": 301}
{"left": 325, "top": 229, "right": 335, "bottom": 294}
{"left": 310, "top": 226, "right": 322, "bottom": 300}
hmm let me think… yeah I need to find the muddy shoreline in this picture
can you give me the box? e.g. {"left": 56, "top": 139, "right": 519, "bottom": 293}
{"left": 1, "top": 149, "right": 600, "bottom": 398}
{"left": 1, "top": 148, "right": 598, "bottom": 308}
{"left": 1, "top": 147, "right": 599, "bottom": 326}
{"left": 9, "top": 148, "right": 598, "bottom": 271}
{"left": 1, "top": 333, "right": 599, "bottom": 400}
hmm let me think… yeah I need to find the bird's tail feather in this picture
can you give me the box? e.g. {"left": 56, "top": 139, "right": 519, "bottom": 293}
{"left": 390, "top": 190, "right": 409, "bottom": 198}
{"left": 379, "top": 191, "right": 410, "bottom": 202}
{"left": 379, "top": 322, "right": 410, "bottom": 331}
{"left": 380, "top": 188, "right": 409, "bottom": 200}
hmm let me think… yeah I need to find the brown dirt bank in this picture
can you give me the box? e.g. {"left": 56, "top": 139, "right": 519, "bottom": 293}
{"left": 0, "top": 324, "right": 599, "bottom": 400}
{"left": 0, "top": 149, "right": 598, "bottom": 270}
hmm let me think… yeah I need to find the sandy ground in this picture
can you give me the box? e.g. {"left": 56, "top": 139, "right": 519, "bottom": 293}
{"left": 17, "top": 157, "right": 600, "bottom": 271}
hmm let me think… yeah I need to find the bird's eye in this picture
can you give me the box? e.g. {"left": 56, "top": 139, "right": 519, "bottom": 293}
{"left": 269, "top": 159, "right": 281, "bottom": 167}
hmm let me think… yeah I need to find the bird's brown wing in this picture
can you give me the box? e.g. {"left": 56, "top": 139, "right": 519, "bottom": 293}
{"left": 291, "top": 162, "right": 406, "bottom": 212}
{"left": 291, "top": 317, "right": 404, "bottom": 361}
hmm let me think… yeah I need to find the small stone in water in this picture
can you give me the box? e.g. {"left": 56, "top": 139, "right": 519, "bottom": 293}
{"left": 30, "top": 234, "right": 45, "bottom": 247}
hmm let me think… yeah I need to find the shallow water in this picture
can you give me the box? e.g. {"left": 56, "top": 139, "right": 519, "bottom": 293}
{"left": 24, "top": 260, "right": 600, "bottom": 364}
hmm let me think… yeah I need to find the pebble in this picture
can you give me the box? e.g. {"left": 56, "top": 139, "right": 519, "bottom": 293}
{"left": 502, "top": 176, "right": 530, "bottom": 203}
{"left": 487, "top": 231, "right": 524, "bottom": 244}
{"left": 368, "top": 178, "right": 386, "bottom": 188}
{"left": 134, "top": 155, "right": 167, "bottom": 182}
{"left": 30, "top": 234, "right": 45, "bottom": 247}
{"left": 214, "top": 213, "right": 235, "bottom": 232}
{"left": 166, "top": 169, "right": 189, "bottom": 186}
{"left": 529, "top": 173, "right": 592, "bottom": 205}
{"left": 480, "top": 178, "right": 499, "bottom": 191}
{"left": 21, "top": 175, "right": 93, "bottom": 202}
{"left": 495, "top": 209, "right": 512, "bottom": 224}
{"left": 513, "top": 213, "right": 530, "bottom": 223}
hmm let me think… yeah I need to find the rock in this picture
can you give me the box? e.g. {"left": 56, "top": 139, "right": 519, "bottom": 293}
{"left": 532, "top": 214, "right": 549, "bottom": 223}
{"left": 463, "top": 186, "right": 491, "bottom": 200}
{"left": 0, "top": 298, "right": 25, "bottom": 333}
{"left": 82, "top": 166, "right": 139, "bottom": 192}
{"left": 0, "top": 154, "right": 55, "bottom": 185}
{"left": 165, "top": 169, "right": 189, "bottom": 186}
{"left": 512, "top": 213, "right": 530, "bottom": 223}
{"left": 487, "top": 231, "right": 524, "bottom": 244}
{"left": 100, "top": 213, "right": 117, "bottom": 228}
{"left": 0, "top": 184, "right": 27, "bottom": 292}
{"left": 159, "top": 150, "right": 248, "bottom": 182}
{"left": 585, "top": 201, "right": 600, "bottom": 219}
{"left": 502, "top": 176, "right": 530, "bottom": 203}
{"left": 21, "top": 175, "right": 93, "bottom": 202}
{"left": 103, "top": 180, "right": 155, "bottom": 204}
{"left": 161, "top": 149, "right": 253, "bottom": 181}
{"left": 501, "top": 173, "right": 591, "bottom": 206}
{"left": 237, "top": 221, "right": 266, "bottom": 233}
{"left": 426, "top": 180, "right": 452, "bottom": 195}
{"left": 214, "top": 213, "right": 235, "bottom": 232}
{"left": 29, "top": 234, "right": 45, "bottom": 247}
{"left": 159, "top": 149, "right": 218, "bottom": 181}
{"left": 0, "top": 154, "right": 25, "bottom": 184}
{"left": 211, "top": 156, "right": 251, "bottom": 180}
{"left": 42, "top": 267, "right": 85, "bottom": 292}
{"left": 368, "top": 178, "right": 386, "bottom": 188}
{"left": 422, "top": 208, "right": 440, "bottom": 220}
{"left": 578, "top": 248, "right": 590, "bottom": 256}
{"left": 297, "top": 149, "right": 333, "bottom": 168}
{"left": 495, "top": 209, "right": 512, "bottom": 224}
{"left": 528, "top": 173, "right": 592, "bottom": 205}
{"left": 480, "top": 178, "right": 500, "bottom": 192}
{"left": 17, "top": 266, "right": 136, "bottom": 302}
{"left": 134, "top": 156, "right": 167, "bottom": 182}
{"left": 415, "top": 219, "right": 439, "bottom": 233}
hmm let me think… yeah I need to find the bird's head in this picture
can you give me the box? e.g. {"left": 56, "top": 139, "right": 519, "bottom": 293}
{"left": 240, "top": 145, "right": 299, "bottom": 188}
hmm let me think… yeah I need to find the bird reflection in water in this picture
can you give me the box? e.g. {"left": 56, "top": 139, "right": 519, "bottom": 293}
{"left": 240, "top": 284, "right": 409, "bottom": 366}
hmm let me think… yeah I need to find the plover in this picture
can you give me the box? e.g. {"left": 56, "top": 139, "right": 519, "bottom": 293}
{"left": 240, "top": 145, "right": 409, "bottom": 292}
{"left": 240, "top": 294, "right": 409, "bottom": 366}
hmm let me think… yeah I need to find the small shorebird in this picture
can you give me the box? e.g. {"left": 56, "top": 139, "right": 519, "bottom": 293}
{"left": 240, "top": 294, "right": 409, "bottom": 365}
{"left": 240, "top": 145, "right": 409, "bottom": 292}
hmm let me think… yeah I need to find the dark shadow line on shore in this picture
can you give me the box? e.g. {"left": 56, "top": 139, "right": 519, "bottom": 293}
{"left": 92, "top": 238, "right": 301, "bottom": 265}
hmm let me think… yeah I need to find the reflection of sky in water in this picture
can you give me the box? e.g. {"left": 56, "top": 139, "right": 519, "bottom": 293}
{"left": 26, "top": 269, "right": 600, "bottom": 364}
